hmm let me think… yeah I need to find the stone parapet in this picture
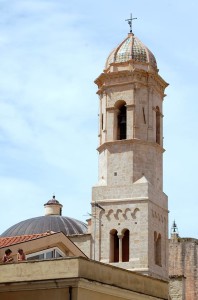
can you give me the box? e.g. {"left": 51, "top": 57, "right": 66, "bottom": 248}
{"left": 0, "top": 257, "right": 168, "bottom": 299}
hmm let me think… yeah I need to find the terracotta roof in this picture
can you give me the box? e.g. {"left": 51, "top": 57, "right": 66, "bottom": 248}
{"left": 0, "top": 231, "right": 56, "bottom": 248}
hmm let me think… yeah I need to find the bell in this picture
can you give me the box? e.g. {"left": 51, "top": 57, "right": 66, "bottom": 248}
{"left": 120, "top": 115, "right": 126, "bottom": 125}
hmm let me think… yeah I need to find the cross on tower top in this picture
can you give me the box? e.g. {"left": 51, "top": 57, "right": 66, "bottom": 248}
{"left": 125, "top": 13, "right": 137, "bottom": 33}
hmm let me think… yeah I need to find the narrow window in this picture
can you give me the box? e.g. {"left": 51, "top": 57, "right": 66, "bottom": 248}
{"left": 156, "top": 107, "right": 160, "bottom": 144}
{"left": 26, "top": 247, "right": 64, "bottom": 261}
{"left": 101, "top": 113, "right": 104, "bottom": 130}
{"left": 110, "top": 229, "right": 119, "bottom": 262}
{"left": 154, "top": 231, "right": 157, "bottom": 264}
{"left": 154, "top": 231, "right": 162, "bottom": 266}
{"left": 142, "top": 107, "right": 146, "bottom": 124}
{"left": 122, "top": 229, "right": 129, "bottom": 262}
{"left": 156, "top": 234, "right": 162, "bottom": 265}
{"left": 117, "top": 105, "right": 126, "bottom": 140}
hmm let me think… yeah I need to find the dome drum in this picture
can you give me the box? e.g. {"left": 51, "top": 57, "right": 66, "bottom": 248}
{"left": 44, "top": 195, "right": 63, "bottom": 216}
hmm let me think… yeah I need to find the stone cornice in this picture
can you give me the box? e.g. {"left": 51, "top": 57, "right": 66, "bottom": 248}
{"left": 91, "top": 198, "right": 169, "bottom": 213}
{"left": 0, "top": 278, "right": 78, "bottom": 292}
{"left": 97, "top": 139, "right": 165, "bottom": 154}
{"left": 95, "top": 69, "right": 168, "bottom": 98}
{"left": 91, "top": 198, "right": 149, "bottom": 205}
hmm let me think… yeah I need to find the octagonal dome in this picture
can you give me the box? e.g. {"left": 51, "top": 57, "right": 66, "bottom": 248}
{"left": 105, "top": 33, "right": 157, "bottom": 71}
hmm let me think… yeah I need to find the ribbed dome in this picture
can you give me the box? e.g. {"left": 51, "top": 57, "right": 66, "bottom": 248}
{"left": 0, "top": 215, "right": 87, "bottom": 237}
{"left": 0, "top": 195, "right": 87, "bottom": 237}
{"left": 105, "top": 33, "right": 157, "bottom": 71}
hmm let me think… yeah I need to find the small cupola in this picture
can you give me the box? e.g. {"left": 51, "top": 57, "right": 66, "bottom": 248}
{"left": 44, "top": 195, "right": 63, "bottom": 216}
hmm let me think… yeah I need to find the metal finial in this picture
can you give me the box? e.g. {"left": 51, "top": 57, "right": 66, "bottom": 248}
{"left": 125, "top": 13, "right": 137, "bottom": 33}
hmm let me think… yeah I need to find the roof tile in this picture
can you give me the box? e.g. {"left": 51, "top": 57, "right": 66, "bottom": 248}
{"left": 0, "top": 231, "right": 56, "bottom": 248}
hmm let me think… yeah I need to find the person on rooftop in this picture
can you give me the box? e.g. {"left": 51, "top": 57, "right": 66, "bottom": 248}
{"left": 17, "top": 248, "right": 26, "bottom": 261}
{"left": 2, "top": 248, "right": 13, "bottom": 263}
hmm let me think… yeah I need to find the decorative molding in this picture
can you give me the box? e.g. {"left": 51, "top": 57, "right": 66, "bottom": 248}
{"left": 105, "top": 207, "right": 140, "bottom": 221}
{"left": 152, "top": 209, "right": 165, "bottom": 223}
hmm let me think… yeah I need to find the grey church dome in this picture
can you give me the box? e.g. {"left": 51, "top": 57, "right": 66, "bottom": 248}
{"left": 0, "top": 195, "right": 87, "bottom": 237}
{"left": 0, "top": 215, "right": 87, "bottom": 237}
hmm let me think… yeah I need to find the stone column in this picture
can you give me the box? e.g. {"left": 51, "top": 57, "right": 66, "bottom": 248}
{"left": 118, "top": 234, "right": 123, "bottom": 262}
{"left": 106, "top": 107, "right": 115, "bottom": 141}
{"left": 126, "top": 104, "right": 135, "bottom": 139}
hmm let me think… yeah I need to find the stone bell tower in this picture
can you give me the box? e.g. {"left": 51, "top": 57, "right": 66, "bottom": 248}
{"left": 91, "top": 29, "right": 169, "bottom": 280}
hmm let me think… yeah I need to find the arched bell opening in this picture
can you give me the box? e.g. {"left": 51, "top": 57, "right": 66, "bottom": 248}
{"left": 109, "top": 229, "right": 119, "bottom": 262}
{"left": 115, "top": 100, "right": 127, "bottom": 140}
{"left": 122, "top": 229, "right": 129, "bottom": 262}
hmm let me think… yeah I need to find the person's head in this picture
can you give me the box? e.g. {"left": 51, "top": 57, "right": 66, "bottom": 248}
{"left": 5, "top": 249, "right": 12, "bottom": 255}
{"left": 18, "top": 249, "right": 23, "bottom": 254}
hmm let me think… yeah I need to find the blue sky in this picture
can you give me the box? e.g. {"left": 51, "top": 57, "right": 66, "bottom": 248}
{"left": 0, "top": 0, "right": 197, "bottom": 238}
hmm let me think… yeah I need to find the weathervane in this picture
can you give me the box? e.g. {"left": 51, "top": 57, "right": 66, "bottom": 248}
{"left": 125, "top": 13, "right": 137, "bottom": 33}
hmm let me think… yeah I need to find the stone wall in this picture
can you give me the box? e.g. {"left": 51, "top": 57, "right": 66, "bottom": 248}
{"left": 169, "top": 276, "right": 185, "bottom": 300}
{"left": 69, "top": 233, "right": 91, "bottom": 258}
{"left": 169, "top": 236, "right": 198, "bottom": 299}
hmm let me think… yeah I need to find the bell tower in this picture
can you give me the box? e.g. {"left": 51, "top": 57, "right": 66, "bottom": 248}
{"left": 91, "top": 30, "right": 169, "bottom": 280}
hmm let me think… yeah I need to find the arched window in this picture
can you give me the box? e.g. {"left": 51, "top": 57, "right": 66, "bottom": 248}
{"left": 118, "top": 105, "right": 126, "bottom": 140}
{"left": 114, "top": 101, "right": 127, "bottom": 140}
{"left": 154, "top": 231, "right": 162, "bottom": 266}
{"left": 122, "top": 229, "right": 129, "bottom": 262}
{"left": 156, "top": 106, "right": 160, "bottom": 144}
{"left": 110, "top": 229, "right": 119, "bottom": 262}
